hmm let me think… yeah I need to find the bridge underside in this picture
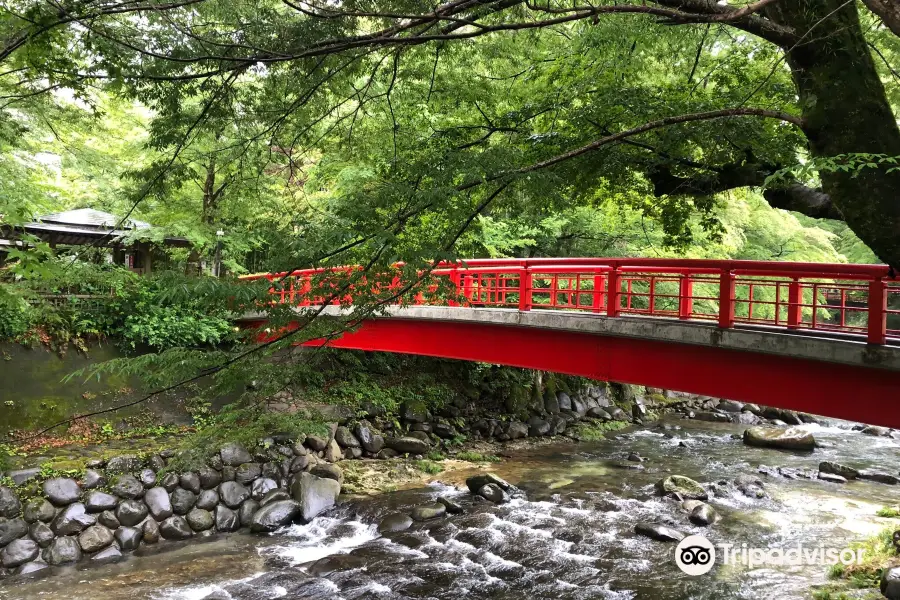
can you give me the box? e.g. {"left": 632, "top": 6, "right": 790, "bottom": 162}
{"left": 241, "top": 307, "right": 899, "bottom": 429}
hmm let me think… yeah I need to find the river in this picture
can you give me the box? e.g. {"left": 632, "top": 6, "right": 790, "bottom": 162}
{"left": 2, "top": 417, "right": 898, "bottom": 600}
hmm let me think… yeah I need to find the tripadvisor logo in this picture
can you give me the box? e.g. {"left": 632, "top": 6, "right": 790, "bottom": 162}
{"left": 674, "top": 535, "right": 866, "bottom": 575}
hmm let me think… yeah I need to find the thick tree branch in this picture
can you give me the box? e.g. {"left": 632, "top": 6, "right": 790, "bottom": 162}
{"left": 862, "top": 0, "right": 900, "bottom": 38}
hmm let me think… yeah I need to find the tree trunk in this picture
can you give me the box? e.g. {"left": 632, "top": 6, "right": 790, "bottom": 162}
{"left": 201, "top": 158, "right": 217, "bottom": 226}
{"left": 766, "top": 0, "right": 900, "bottom": 266}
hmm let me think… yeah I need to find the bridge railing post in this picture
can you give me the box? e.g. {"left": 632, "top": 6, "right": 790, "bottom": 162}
{"left": 518, "top": 269, "right": 532, "bottom": 311}
{"left": 678, "top": 274, "right": 693, "bottom": 320}
{"left": 868, "top": 278, "right": 887, "bottom": 345}
{"left": 592, "top": 271, "right": 605, "bottom": 313}
{"left": 718, "top": 270, "right": 735, "bottom": 329}
{"left": 448, "top": 269, "right": 460, "bottom": 307}
{"left": 787, "top": 278, "right": 802, "bottom": 329}
{"left": 606, "top": 268, "right": 620, "bottom": 317}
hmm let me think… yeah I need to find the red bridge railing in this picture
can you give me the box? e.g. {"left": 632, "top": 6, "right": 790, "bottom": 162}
{"left": 242, "top": 258, "right": 900, "bottom": 345}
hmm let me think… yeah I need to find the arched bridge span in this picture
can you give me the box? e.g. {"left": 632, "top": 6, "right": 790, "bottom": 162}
{"left": 240, "top": 258, "right": 900, "bottom": 428}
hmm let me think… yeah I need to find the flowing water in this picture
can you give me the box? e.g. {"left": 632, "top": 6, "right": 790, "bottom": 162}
{"left": 4, "top": 418, "right": 899, "bottom": 600}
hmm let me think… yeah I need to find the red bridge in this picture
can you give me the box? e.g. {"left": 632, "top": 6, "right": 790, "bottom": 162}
{"left": 241, "top": 258, "right": 900, "bottom": 428}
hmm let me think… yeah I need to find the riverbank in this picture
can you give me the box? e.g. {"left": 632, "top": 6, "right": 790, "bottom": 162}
{"left": 2, "top": 415, "right": 900, "bottom": 600}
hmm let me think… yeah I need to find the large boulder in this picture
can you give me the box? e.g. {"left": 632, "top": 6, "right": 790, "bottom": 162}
{"left": 882, "top": 566, "right": 900, "bottom": 599}
{"left": 353, "top": 421, "right": 384, "bottom": 454}
{"left": 239, "top": 500, "right": 260, "bottom": 527}
{"left": 114, "top": 526, "right": 143, "bottom": 551}
{"left": 115, "top": 499, "right": 149, "bottom": 527}
{"left": 29, "top": 522, "right": 54, "bottom": 548}
{"left": 0, "top": 487, "right": 21, "bottom": 519}
{"left": 251, "top": 478, "right": 278, "bottom": 501}
{"left": 219, "top": 482, "right": 250, "bottom": 509}
{"left": 198, "top": 466, "right": 222, "bottom": 490}
{"left": 111, "top": 474, "right": 144, "bottom": 499}
{"left": 655, "top": 475, "right": 708, "bottom": 500}
{"left": 186, "top": 509, "right": 214, "bottom": 532}
{"left": 557, "top": 392, "right": 572, "bottom": 411}
{"left": 77, "top": 524, "right": 114, "bottom": 552}
{"left": 1, "top": 538, "right": 38, "bottom": 567}
{"left": 220, "top": 443, "right": 253, "bottom": 466}
{"left": 290, "top": 473, "right": 341, "bottom": 523}
{"left": 142, "top": 518, "right": 160, "bottom": 544}
{"left": 179, "top": 472, "right": 201, "bottom": 494}
{"left": 235, "top": 463, "right": 262, "bottom": 485}
{"left": 84, "top": 490, "right": 119, "bottom": 513}
{"left": 249, "top": 500, "right": 302, "bottom": 532}
{"left": 385, "top": 437, "right": 430, "bottom": 455}
{"left": 477, "top": 484, "right": 508, "bottom": 504}
{"left": 325, "top": 439, "right": 343, "bottom": 463}
{"left": 144, "top": 487, "right": 173, "bottom": 520}
{"left": 159, "top": 516, "right": 193, "bottom": 540}
{"left": 411, "top": 503, "right": 446, "bottom": 521}
{"left": 170, "top": 488, "right": 197, "bottom": 515}
{"left": 465, "top": 473, "right": 513, "bottom": 494}
{"left": 742, "top": 427, "right": 816, "bottom": 451}
{"left": 507, "top": 422, "right": 528, "bottom": 439}
{"left": 51, "top": 504, "right": 95, "bottom": 536}
{"left": 214, "top": 505, "right": 240, "bottom": 532}
{"left": 22, "top": 499, "right": 54, "bottom": 524}
{"left": 334, "top": 427, "right": 361, "bottom": 449}
{"left": 43, "top": 478, "right": 81, "bottom": 506}
{"left": 46, "top": 536, "right": 82, "bottom": 565}
{"left": 310, "top": 463, "right": 343, "bottom": 484}
{"left": 688, "top": 503, "right": 720, "bottom": 526}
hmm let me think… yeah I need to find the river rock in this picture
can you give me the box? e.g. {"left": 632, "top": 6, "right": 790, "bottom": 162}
{"left": 735, "top": 474, "right": 767, "bottom": 498}
{"left": 742, "top": 427, "right": 816, "bottom": 451}
{"left": 693, "top": 411, "right": 730, "bottom": 423}
{"left": 77, "top": 524, "right": 114, "bottom": 552}
{"left": 98, "top": 510, "right": 119, "bottom": 529}
{"left": 7, "top": 469, "right": 39, "bottom": 486}
{"left": 654, "top": 475, "right": 708, "bottom": 500}
{"left": 171, "top": 488, "right": 197, "bottom": 515}
{"left": 306, "top": 435, "right": 328, "bottom": 452}
{"left": 43, "top": 478, "right": 81, "bottom": 506}
{"left": 196, "top": 489, "right": 219, "bottom": 511}
{"left": 325, "top": 439, "right": 343, "bottom": 462}
{"left": 219, "top": 482, "right": 250, "bottom": 509}
{"left": 334, "top": 426, "right": 360, "bottom": 449}
{"left": 290, "top": 472, "right": 340, "bottom": 523}
{"left": 178, "top": 472, "right": 200, "bottom": 494}
{"left": 29, "top": 522, "right": 54, "bottom": 547}
{"left": 527, "top": 418, "right": 551, "bottom": 437}
{"left": 353, "top": 421, "right": 384, "bottom": 454}
{"left": 149, "top": 454, "right": 166, "bottom": 472}
{"left": 761, "top": 407, "right": 802, "bottom": 425}
{"left": 557, "top": 392, "right": 572, "bottom": 411}
{"left": 235, "top": 463, "right": 262, "bottom": 484}
{"left": 0, "top": 539, "right": 38, "bottom": 568}
{"left": 144, "top": 487, "right": 173, "bottom": 520}
{"left": 607, "top": 407, "right": 628, "bottom": 421}
{"left": 16, "top": 559, "right": 49, "bottom": 575}
{"left": 819, "top": 461, "right": 859, "bottom": 479}
{"left": 477, "top": 483, "right": 508, "bottom": 504}
{"left": 437, "top": 496, "right": 464, "bottom": 514}
{"left": 862, "top": 425, "right": 891, "bottom": 437}
{"left": 158, "top": 473, "right": 178, "bottom": 493}
{"left": 689, "top": 503, "right": 720, "bottom": 526}
{"left": 92, "top": 545, "right": 122, "bottom": 562}
{"left": 106, "top": 455, "right": 142, "bottom": 474}
{"left": 239, "top": 499, "right": 260, "bottom": 527}
{"left": 858, "top": 470, "right": 900, "bottom": 485}
{"left": 718, "top": 400, "right": 744, "bottom": 412}
{"left": 466, "top": 473, "right": 513, "bottom": 494}
{"left": 82, "top": 469, "right": 106, "bottom": 490}
{"left": 111, "top": 474, "right": 144, "bottom": 499}
{"left": 139, "top": 469, "right": 157, "bottom": 488}
{"left": 260, "top": 490, "right": 291, "bottom": 507}
{"left": 386, "top": 437, "right": 430, "bottom": 455}
{"left": 214, "top": 505, "right": 240, "bottom": 532}
{"left": 46, "top": 536, "right": 81, "bottom": 565}
{"left": 220, "top": 443, "right": 253, "bottom": 466}
{"left": 186, "top": 508, "right": 214, "bottom": 532}
{"left": 160, "top": 516, "right": 193, "bottom": 540}
{"left": 634, "top": 523, "right": 686, "bottom": 542}
{"left": 251, "top": 478, "right": 278, "bottom": 501}
{"left": 84, "top": 490, "right": 119, "bottom": 513}
{"left": 290, "top": 455, "right": 310, "bottom": 473}
{"left": 378, "top": 513, "right": 413, "bottom": 533}
{"left": 507, "top": 422, "right": 529, "bottom": 440}
{"left": 818, "top": 472, "right": 847, "bottom": 484}
{"left": 142, "top": 518, "right": 160, "bottom": 544}
{"left": 114, "top": 526, "right": 143, "bottom": 551}
{"left": 0, "top": 488, "right": 20, "bottom": 520}
{"left": 51, "top": 504, "right": 94, "bottom": 536}
{"left": 116, "top": 499, "right": 149, "bottom": 526}
{"left": 882, "top": 566, "right": 900, "bottom": 599}
{"left": 376, "top": 448, "right": 399, "bottom": 459}
{"left": 587, "top": 407, "right": 611, "bottom": 420}
{"left": 411, "top": 503, "right": 446, "bottom": 521}
{"left": 22, "top": 499, "right": 54, "bottom": 524}
{"left": 198, "top": 466, "right": 222, "bottom": 490}
{"left": 249, "top": 500, "right": 301, "bottom": 532}
{"left": 310, "top": 463, "right": 343, "bottom": 485}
